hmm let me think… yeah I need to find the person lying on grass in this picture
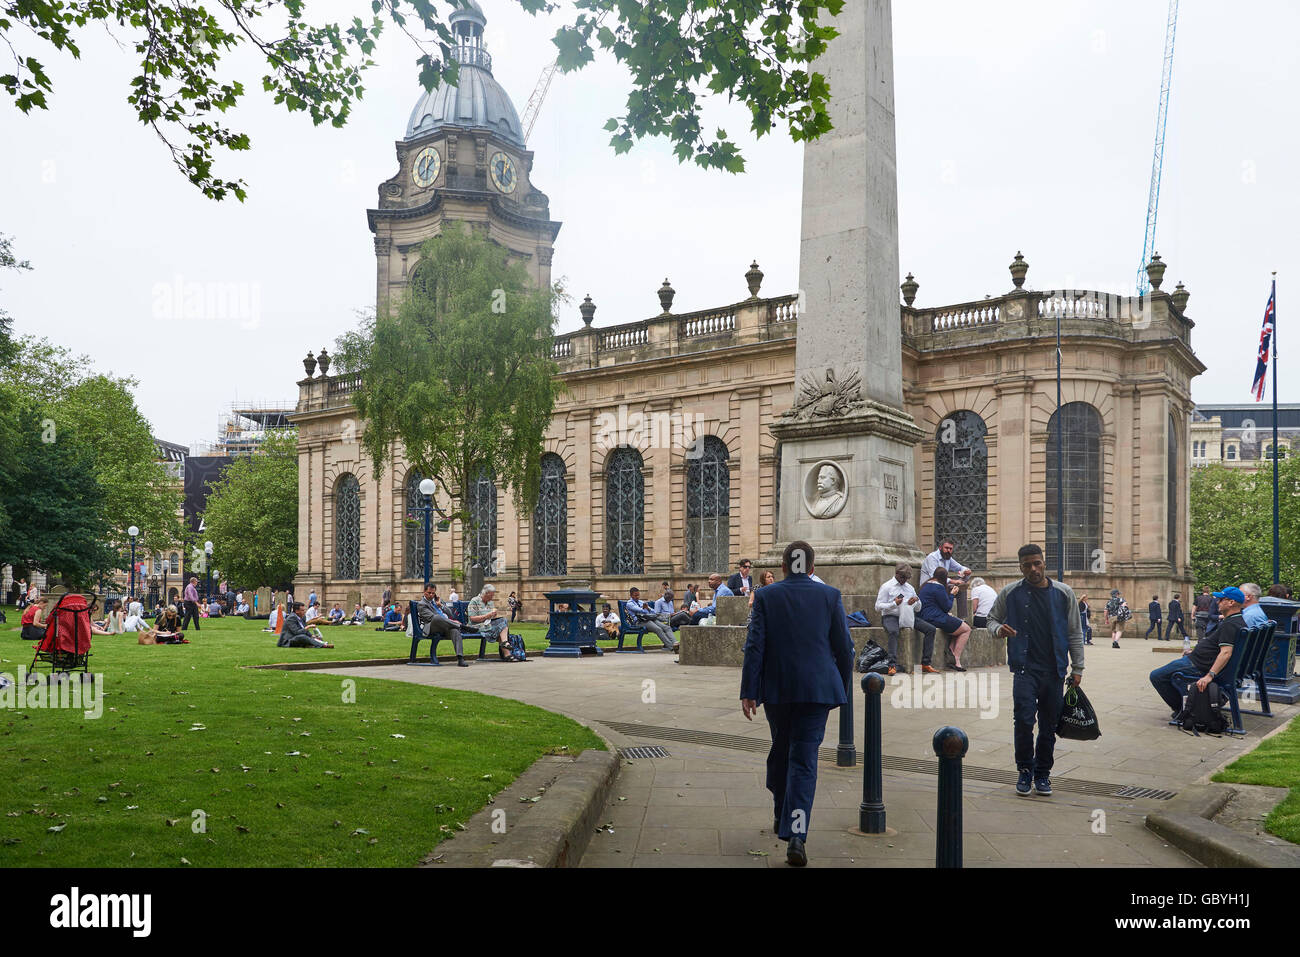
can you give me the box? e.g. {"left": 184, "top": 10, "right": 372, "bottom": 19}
{"left": 277, "top": 602, "right": 334, "bottom": 649}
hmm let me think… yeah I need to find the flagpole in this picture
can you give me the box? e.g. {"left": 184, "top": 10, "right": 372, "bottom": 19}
{"left": 1272, "top": 272, "right": 1280, "bottom": 585}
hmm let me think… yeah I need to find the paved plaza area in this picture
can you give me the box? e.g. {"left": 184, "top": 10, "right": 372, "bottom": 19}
{"left": 316, "top": 641, "right": 1294, "bottom": 867}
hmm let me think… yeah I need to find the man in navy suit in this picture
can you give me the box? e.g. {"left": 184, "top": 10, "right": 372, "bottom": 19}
{"left": 740, "top": 541, "right": 854, "bottom": 867}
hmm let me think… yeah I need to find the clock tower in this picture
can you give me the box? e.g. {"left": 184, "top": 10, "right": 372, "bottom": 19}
{"left": 368, "top": 0, "right": 561, "bottom": 312}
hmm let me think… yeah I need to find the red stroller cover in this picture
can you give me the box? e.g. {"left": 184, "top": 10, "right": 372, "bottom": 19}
{"left": 36, "top": 593, "right": 93, "bottom": 656}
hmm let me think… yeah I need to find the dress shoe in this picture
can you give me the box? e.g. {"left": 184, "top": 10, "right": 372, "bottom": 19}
{"left": 457, "top": 657, "right": 470, "bottom": 667}
{"left": 886, "top": 665, "right": 897, "bottom": 676}
{"left": 920, "top": 664, "right": 939, "bottom": 675}
{"left": 786, "top": 836, "right": 807, "bottom": 867}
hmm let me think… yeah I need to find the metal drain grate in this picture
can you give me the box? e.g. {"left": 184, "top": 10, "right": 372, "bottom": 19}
{"left": 618, "top": 745, "right": 670, "bottom": 759}
{"left": 602, "top": 720, "right": 1176, "bottom": 801}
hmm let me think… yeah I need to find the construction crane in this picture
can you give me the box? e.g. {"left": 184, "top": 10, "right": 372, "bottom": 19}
{"left": 518, "top": 10, "right": 609, "bottom": 145}
{"left": 1137, "top": 0, "right": 1179, "bottom": 295}
{"left": 520, "top": 59, "right": 559, "bottom": 144}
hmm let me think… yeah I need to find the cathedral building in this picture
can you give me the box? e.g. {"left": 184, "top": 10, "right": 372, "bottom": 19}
{"left": 290, "top": 3, "right": 1202, "bottom": 612}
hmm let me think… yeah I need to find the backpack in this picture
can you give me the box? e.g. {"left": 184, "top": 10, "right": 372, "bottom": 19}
{"left": 1178, "top": 682, "right": 1227, "bottom": 736}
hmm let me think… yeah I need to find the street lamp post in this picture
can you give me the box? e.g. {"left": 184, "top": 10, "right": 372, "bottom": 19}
{"left": 128, "top": 526, "right": 139, "bottom": 600}
{"left": 205, "top": 541, "right": 213, "bottom": 602}
{"left": 419, "top": 479, "right": 437, "bottom": 587}
{"left": 162, "top": 559, "right": 170, "bottom": 612}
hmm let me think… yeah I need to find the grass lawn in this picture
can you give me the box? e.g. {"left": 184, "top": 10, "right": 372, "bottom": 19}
{"left": 1212, "top": 714, "right": 1300, "bottom": 844}
{"left": 0, "top": 609, "right": 604, "bottom": 867}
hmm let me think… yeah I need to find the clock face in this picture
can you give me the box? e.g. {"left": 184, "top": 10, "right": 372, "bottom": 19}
{"left": 488, "top": 152, "right": 517, "bottom": 193}
{"left": 412, "top": 147, "right": 441, "bottom": 187}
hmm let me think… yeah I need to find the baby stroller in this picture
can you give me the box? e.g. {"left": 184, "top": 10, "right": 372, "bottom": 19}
{"left": 30, "top": 592, "right": 96, "bottom": 678}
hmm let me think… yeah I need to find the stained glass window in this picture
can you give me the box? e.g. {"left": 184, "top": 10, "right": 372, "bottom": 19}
{"left": 1046, "top": 403, "right": 1102, "bottom": 572}
{"left": 467, "top": 471, "right": 497, "bottom": 570}
{"left": 605, "top": 448, "right": 644, "bottom": 575}
{"left": 686, "top": 437, "right": 730, "bottom": 573}
{"left": 532, "top": 455, "right": 567, "bottom": 576}
{"left": 334, "top": 473, "right": 361, "bottom": 579}
{"left": 934, "top": 411, "right": 988, "bottom": 568}
{"left": 405, "top": 472, "right": 433, "bottom": 580}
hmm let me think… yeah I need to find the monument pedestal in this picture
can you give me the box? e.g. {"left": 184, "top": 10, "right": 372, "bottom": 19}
{"left": 767, "top": 403, "right": 925, "bottom": 597}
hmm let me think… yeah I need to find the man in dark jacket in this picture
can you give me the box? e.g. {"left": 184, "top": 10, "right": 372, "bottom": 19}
{"left": 1149, "top": 588, "right": 1244, "bottom": 717}
{"left": 740, "top": 541, "right": 853, "bottom": 867}
{"left": 987, "top": 544, "right": 1085, "bottom": 798}
{"left": 277, "top": 603, "right": 333, "bottom": 648}
{"left": 1167, "top": 594, "right": 1187, "bottom": 640}
{"left": 726, "top": 559, "right": 755, "bottom": 596}
{"left": 1144, "top": 595, "right": 1163, "bottom": 640}
{"left": 416, "top": 583, "right": 468, "bottom": 667}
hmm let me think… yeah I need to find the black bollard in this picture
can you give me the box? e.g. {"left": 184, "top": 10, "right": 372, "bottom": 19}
{"left": 837, "top": 670, "right": 857, "bottom": 767}
{"left": 932, "top": 726, "right": 969, "bottom": 868}
{"left": 859, "top": 673, "right": 886, "bottom": 833}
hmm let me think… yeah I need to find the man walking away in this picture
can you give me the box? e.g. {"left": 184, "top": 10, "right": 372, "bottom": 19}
{"left": 1167, "top": 594, "right": 1187, "bottom": 641}
{"left": 741, "top": 541, "right": 854, "bottom": 867}
{"left": 1194, "top": 585, "right": 1214, "bottom": 640}
{"left": 1145, "top": 595, "right": 1163, "bottom": 641}
{"left": 181, "top": 577, "right": 202, "bottom": 631}
{"left": 987, "top": 544, "right": 1085, "bottom": 798}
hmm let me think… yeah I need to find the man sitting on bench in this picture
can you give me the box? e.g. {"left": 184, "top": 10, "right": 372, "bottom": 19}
{"left": 416, "top": 583, "right": 468, "bottom": 667}
{"left": 278, "top": 602, "right": 334, "bottom": 649}
{"left": 625, "top": 587, "right": 678, "bottom": 651}
{"left": 1148, "top": 587, "right": 1244, "bottom": 720}
{"left": 468, "top": 585, "right": 518, "bottom": 661}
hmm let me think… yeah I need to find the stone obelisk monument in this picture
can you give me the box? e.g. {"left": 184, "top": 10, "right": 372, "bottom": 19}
{"left": 770, "top": 0, "right": 924, "bottom": 595}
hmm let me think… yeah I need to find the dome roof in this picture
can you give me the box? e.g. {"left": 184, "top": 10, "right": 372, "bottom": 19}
{"left": 403, "top": 3, "right": 524, "bottom": 147}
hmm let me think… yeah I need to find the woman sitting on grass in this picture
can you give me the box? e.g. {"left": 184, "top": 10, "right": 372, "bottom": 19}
{"left": 141, "top": 605, "right": 188, "bottom": 644}
{"left": 19, "top": 596, "right": 47, "bottom": 641}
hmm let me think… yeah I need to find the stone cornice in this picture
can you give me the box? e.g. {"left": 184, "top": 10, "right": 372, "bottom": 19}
{"left": 769, "top": 400, "right": 925, "bottom": 446}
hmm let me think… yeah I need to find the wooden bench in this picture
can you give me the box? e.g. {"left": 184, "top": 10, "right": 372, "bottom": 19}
{"left": 407, "top": 599, "right": 491, "bottom": 664}
{"left": 615, "top": 599, "right": 650, "bottom": 653}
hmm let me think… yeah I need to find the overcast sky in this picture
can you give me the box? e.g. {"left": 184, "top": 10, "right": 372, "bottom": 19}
{"left": 3, "top": 0, "right": 1296, "bottom": 448}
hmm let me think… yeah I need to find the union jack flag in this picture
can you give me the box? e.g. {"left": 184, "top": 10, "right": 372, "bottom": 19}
{"left": 1251, "top": 284, "right": 1276, "bottom": 401}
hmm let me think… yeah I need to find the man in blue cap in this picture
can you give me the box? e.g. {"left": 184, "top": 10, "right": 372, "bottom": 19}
{"left": 1148, "top": 587, "right": 1245, "bottom": 718}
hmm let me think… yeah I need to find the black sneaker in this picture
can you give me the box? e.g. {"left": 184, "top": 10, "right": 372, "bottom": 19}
{"left": 1112, "top": 641, "right": 1120, "bottom": 649}
{"left": 1034, "top": 776, "right": 1052, "bottom": 796}
{"left": 1016, "top": 769, "right": 1033, "bottom": 795}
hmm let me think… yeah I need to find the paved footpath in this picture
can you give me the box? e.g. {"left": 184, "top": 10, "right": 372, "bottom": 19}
{"left": 317, "top": 639, "right": 1294, "bottom": 867}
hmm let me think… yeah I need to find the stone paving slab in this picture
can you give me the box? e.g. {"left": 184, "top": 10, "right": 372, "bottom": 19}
{"left": 314, "top": 638, "right": 1295, "bottom": 867}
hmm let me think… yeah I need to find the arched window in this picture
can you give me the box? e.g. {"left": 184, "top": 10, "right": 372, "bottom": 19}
{"left": 933, "top": 411, "right": 989, "bottom": 568}
{"left": 1168, "top": 414, "right": 1178, "bottom": 566}
{"left": 533, "top": 454, "right": 568, "bottom": 576}
{"left": 467, "top": 471, "right": 497, "bottom": 571}
{"left": 1046, "top": 403, "right": 1102, "bottom": 572}
{"left": 686, "top": 437, "right": 730, "bottom": 573}
{"left": 408, "top": 260, "right": 436, "bottom": 303}
{"left": 605, "top": 448, "right": 644, "bottom": 575}
{"left": 334, "top": 473, "right": 361, "bottom": 579}
{"left": 405, "top": 472, "right": 433, "bottom": 580}
{"left": 169, "top": 552, "right": 180, "bottom": 573}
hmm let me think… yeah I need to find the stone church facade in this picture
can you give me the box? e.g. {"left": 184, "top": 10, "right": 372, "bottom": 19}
{"left": 290, "top": 4, "right": 1203, "bottom": 612}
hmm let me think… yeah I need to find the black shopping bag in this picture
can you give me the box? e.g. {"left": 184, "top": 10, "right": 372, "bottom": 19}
{"left": 1056, "top": 683, "right": 1101, "bottom": 740}
{"left": 856, "top": 639, "right": 890, "bottom": 674}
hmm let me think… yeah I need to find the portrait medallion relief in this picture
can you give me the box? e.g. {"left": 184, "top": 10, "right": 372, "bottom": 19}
{"left": 803, "top": 461, "right": 847, "bottom": 520}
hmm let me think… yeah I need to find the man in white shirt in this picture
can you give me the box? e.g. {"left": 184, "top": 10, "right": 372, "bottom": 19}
{"left": 448, "top": 588, "right": 459, "bottom": 605}
{"left": 874, "top": 562, "right": 936, "bottom": 676}
{"left": 595, "top": 603, "right": 620, "bottom": 638}
{"left": 919, "top": 540, "right": 970, "bottom": 588}
{"left": 969, "top": 577, "right": 998, "bottom": 629}
{"left": 128, "top": 599, "right": 144, "bottom": 618}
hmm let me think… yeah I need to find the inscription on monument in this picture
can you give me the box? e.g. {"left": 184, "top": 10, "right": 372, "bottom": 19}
{"left": 880, "top": 462, "right": 905, "bottom": 521}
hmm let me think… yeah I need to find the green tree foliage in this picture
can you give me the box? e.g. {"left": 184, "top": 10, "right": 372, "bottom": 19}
{"left": 0, "top": 392, "right": 117, "bottom": 587}
{"left": 0, "top": 233, "right": 30, "bottom": 365}
{"left": 1190, "top": 459, "right": 1300, "bottom": 590}
{"left": 0, "top": 335, "right": 184, "bottom": 579}
{"left": 335, "top": 222, "right": 562, "bottom": 571}
{"left": 3, "top": 0, "right": 843, "bottom": 199}
{"left": 200, "top": 431, "right": 299, "bottom": 589}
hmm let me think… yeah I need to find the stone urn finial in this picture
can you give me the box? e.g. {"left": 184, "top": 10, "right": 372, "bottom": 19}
{"left": 658, "top": 278, "right": 676, "bottom": 315}
{"left": 579, "top": 294, "right": 596, "bottom": 326}
{"left": 1146, "top": 253, "right": 1167, "bottom": 291}
{"left": 745, "top": 261, "right": 764, "bottom": 299}
{"left": 1171, "top": 281, "right": 1190, "bottom": 314}
{"left": 303, "top": 351, "right": 317, "bottom": 377}
{"left": 1009, "top": 251, "right": 1029, "bottom": 289}
{"left": 317, "top": 348, "right": 331, "bottom": 376}
{"left": 900, "top": 272, "right": 919, "bottom": 307}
